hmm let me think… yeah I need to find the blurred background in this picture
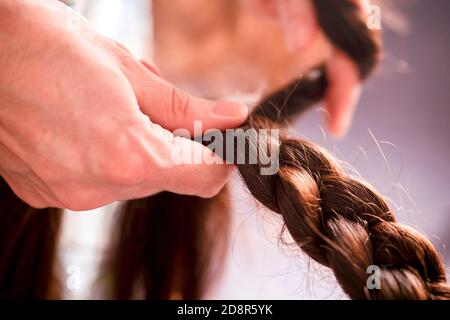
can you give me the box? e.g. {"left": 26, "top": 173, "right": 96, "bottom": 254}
{"left": 62, "top": 0, "right": 449, "bottom": 299}
{"left": 241, "top": 0, "right": 450, "bottom": 298}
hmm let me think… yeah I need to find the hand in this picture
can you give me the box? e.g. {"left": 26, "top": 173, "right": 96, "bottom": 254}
{"left": 243, "top": 0, "right": 367, "bottom": 137}
{"left": 0, "top": 0, "right": 248, "bottom": 210}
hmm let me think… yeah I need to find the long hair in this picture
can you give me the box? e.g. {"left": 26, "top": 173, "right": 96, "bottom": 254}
{"left": 104, "top": 189, "right": 230, "bottom": 299}
{"left": 0, "top": 0, "right": 448, "bottom": 299}
{"left": 0, "top": 178, "right": 61, "bottom": 299}
{"left": 106, "top": 0, "right": 449, "bottom": 300}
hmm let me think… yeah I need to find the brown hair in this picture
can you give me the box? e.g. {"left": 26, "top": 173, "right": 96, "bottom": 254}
{"left": 235, "top": 118, "right": 449, "bottom": 299}
{"left": 105, "top": 0, "right": 449, "bottom": 300}
{"left": 0, "top": 0, "right": 448, "bottom": 300}
{"left": 0, "top": 178, "right": 61, "bottom": 299}
{"left": 105, "top": 190, "right": 230, "bottom": 299}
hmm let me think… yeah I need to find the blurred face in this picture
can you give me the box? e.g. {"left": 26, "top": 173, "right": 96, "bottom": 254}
{"left": 152, "top": 0, "right": 332, "bottom": 102}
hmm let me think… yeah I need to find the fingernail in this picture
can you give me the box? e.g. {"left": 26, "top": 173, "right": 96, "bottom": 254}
{"left": 213, "top": 102, "right": 249, "bottom": 119}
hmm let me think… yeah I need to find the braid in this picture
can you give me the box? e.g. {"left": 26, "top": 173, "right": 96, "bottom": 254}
{"left": 229, "top": 0, "right": 449, "bottom": 300}
{"left": 108, "top": 0, "right": 449, "bottom": 300}
{"left": 235, "top": 120, "right": 449, "bottom": 299}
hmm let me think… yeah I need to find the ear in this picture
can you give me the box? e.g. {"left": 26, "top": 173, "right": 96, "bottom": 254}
{"left": 325, "top": 50, "right": 361, "bottom": 138}
{"left": 271, "top": 0, "right": 363, "bottom": 138}
{"left": 244, "top": 0, "right": 363, "bottom": 137}
{"left": 243, "top": 0, "right": 320, "bottom": 51}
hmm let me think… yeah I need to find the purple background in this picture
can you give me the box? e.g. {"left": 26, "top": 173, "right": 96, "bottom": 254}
{"left": 295, "top": 0, "right": 450, "bottom": 266}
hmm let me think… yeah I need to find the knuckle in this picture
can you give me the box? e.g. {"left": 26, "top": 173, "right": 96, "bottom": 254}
{"left": 24, "top": 197, "right": 48, "bottom": 209}
{"left": 103, "top": 38, "right": 132, "bottom": 59}
{"left": 196, "top": 175, "right": 227, "bottom": 198}
{"left": 197, "top": 184, "right": 223, "bottom": 198}
{"left": 59, "top": 190, "right": 103, "bottom": 211}
{"left": 170, "top": 87, "right": 190, "bottom": 123}
{"left": 5, "top": 180, "right": 49, "bottom": 208}
{"left": 112, "top": 41, "right": 132, "bottom": 55}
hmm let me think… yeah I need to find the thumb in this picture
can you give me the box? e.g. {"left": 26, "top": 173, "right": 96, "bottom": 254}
{"left": 128, "top": 61, "right": 249, "bottom": 134}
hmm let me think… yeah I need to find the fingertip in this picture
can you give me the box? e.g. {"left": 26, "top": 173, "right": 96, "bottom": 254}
{"left": 211, "top": 101, "right": 249, "bottom": 123}
{"left": 163, "top": 136, "right": 232, "bottom": 197}
{"left": 196, "top": 167, "right": 231, "bottom": 198}
{"left": 140, "top": 59, "right": 161, "bottom": 76}
{"left": 189, "top": 100, "right": 248, "bottom": 132}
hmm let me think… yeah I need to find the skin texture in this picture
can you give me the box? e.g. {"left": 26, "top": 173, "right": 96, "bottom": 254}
{"left": 0, "top": 0, "right": 248, "bottom": 210}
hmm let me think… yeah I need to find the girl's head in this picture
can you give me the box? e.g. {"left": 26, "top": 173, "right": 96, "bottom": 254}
{"left": 152, "top": 0, "right": 372, "bottom": 101}
{"left": 152, "top": 0, "right": 379, "bottom": 136}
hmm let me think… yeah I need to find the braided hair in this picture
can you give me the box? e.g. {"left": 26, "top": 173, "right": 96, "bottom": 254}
{"left": 234, "top": 0, "right": 450, "bottom": 299}
{"left": 107, "top": 0, "right": 449, "bottom": 299}
{"left": 0, "top": 0, "right": 448, "bottom": 300}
